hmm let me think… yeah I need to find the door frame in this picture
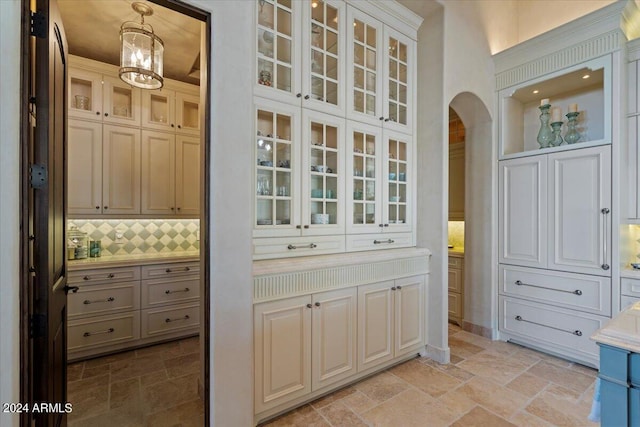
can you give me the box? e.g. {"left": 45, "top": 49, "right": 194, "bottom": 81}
{"left": 19, "top": 1, "right": 213, "bottom": 425}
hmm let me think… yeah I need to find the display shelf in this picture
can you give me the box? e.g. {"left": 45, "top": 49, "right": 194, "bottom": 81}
{"left": 499, "top": 56, "right": 610, "bottom": 160}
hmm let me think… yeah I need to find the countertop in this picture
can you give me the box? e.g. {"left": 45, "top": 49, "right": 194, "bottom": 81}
{"left": 68, "top": 251, "right": 200, "bottom": 270}
{"left": 591, "top": 301, "right": 640, "bottom": 353}
{"left": 448, "top": 247, "right": 464, "bottom": 256}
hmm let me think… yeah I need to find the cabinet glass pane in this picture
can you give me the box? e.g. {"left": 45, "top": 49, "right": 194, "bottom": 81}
{"left": 309, "top": 0, "right": 339, "bottom": 106}
{"left": 257, "top": 0, "right": 293, "bottom": 92}
{"left": 110, "top": 87, "right": 133, "bottom": 118}
{"left": 388, "top": 138, "right": 407, "bottom": 224}
{"left": 353, "top": 131, "right": 376, "bottom": 225}
{"left": 149, "top": 94, "right": 169, "bottom": 124}
{"left": 256, "top": 109, "right": 292, "bottom": 227}
{"left": 70, "top": 77, "right": 93, "bottom": 111}
{"left": 352, "top": 19, "right": 378, "bottom": 116}
{"left": 309, "top": 121, "right": 339, "bottom": 225}
{"left": 181, "top": 100, "right": 199, "bottom": 129}
{"left": 387, "top": 37, "right": 408, "bottom": 125}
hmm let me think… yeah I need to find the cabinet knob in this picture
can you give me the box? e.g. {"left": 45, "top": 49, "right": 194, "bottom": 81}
{"left": 314, "top": 302, "right": 321, "bottom": 307}
{"left": 83, "top": 276, "right": 90, "bottom": 281}
{"left": 296, "top": 225, "right": 302, "bottom": 229}
{"left": 171, "top": 124, "right": 175, "bottom": 128}
{"left": 379, "top": 116, "right": 384, "bottom": 121}
{"left": 107, "top": 273, "right": 114, "bottom": 278}
{"left": 391, "top": 286, "right": 396, "bottom": 290}
{"left": 304, "top": 225, "right": 309, "bottom": 229}
{"left": 304, "top": 95, "right": 310, "bottom": 100}
{"left": 171, "top": 207, "right": 175, "bottom": 210}
{"left": 165, "top": 268, "right": 172, "bottom": 273}
{"left": 104, "top": 113, "right": 109, "bottom": 117}
{"left": 384, "top": 224, "right": 389, "bottom": 227}
{"left": 104, "top": 206, "right": 108, "bottom": 209}
{"left": 177, "top": 207, "right": 181, "bottom": 211}
{"left": 96, "top": 111, "right": 100, "bottom": 115}
{"left": 379, "top": 224, "right": 384, "bottom": 228}
{"left": 95, "top": 206, "right": 100, "bottom": 210}
{"left": 306, "top": 303, "right": 312, "bottom": 308}
{"left": 178, "top": 125, "right": 182, "bottom": 129}
{"left": 384, "top": 118, "right": 390, "bottom": 122}
{"left": 396, "top": 285, "right": 402, "bottom": 290}
{"left": 296, "top": 93, "right": 302, "bottom": 98}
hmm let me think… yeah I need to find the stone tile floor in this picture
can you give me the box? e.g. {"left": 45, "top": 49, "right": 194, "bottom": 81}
{"left": 261, "top": 323, "right": 599, "bottom": 427}
{"left": 67, "top": 336, "right": 203, "bottom": 427}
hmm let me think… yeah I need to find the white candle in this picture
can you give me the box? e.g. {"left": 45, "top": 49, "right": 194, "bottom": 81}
{"left": 541, "top": 98, "right": 550, "bottom": 106}
{"left": 569, "top": 103, "right": 578, "bottom": 113}
{"left": 551, "top": 107, "right": 562, "bottom": 123}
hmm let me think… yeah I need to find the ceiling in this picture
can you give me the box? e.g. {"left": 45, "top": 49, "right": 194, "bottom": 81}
{"left": 58, "top": 0, "right": 201, "bottom": 85}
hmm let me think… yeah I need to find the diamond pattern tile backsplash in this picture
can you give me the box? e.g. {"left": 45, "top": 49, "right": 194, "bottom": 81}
{"left": 67, "top": 219, "right": 199, "bottom": 256}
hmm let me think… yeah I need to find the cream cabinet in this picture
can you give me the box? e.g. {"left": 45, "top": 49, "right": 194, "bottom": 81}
{"left": 448, "top": 253, "right": 464, "bottom": 325}
{"left": 448, "top": 142, "right": 465, "bottom": 221}
{"left": 68, "top": 120, "right": 140, "bottom": 216}
{"left": 499, "top": 146, "right": 611, "bottom": 276}
{"left": 141, "top": 89, "right": 200, "bottom": 136}
{"left": 141, "top": 131, "right": 200, "bottom": 216}
{"left": 357, "top": 275, "right": 424, "bottom": 372}
{"left": 68, "top": 260, "right": 200, "bottom": 361}
{"left": 68, "top": 65, "right": 141, "bottom": 127}
{"left": 254, "top": 287, "right": 357, "bottom": 413}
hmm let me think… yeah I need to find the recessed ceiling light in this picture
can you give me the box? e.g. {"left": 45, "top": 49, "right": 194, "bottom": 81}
{"left": 582, "top": 74, "right": 590, "bottom": 79}
{"left": 311, "top": 1, "right": 318, "bottom": 8}
{"left": 532, "top": 90, "right": 539, "bottom": 94}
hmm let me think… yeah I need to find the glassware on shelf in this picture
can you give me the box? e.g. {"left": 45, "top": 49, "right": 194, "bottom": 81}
{"left": 550, "top": 121, "right": 564, "bottom": 147}
{"left": 536, "top": 104, "right": 554, "bottom": 149}
{"left": 564, "top": 112, "right": 581, "bottom": 144}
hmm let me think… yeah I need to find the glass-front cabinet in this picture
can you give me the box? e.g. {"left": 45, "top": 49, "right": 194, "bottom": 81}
{"left": 141, "top": 89, "right": 200, "bottom": 136}
{"left": 384, "top": 27, "right": 412, "bottom": 133}
{"left": 254, "top": 100, "right": 344, "bottom": 238}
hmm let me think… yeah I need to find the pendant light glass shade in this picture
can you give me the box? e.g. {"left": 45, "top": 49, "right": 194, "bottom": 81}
{"left": 119, "top": 2, "right": 164, "bottom": 89}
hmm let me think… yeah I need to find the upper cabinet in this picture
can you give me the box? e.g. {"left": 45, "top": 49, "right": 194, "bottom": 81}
{"left": 498, "top": 55, "right": 611, "bottom": 159}
{"left": 141, "top": 90, "right": 201, "bottom": 136}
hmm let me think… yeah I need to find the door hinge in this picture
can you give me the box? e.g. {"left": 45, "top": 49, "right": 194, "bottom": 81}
{"left": 30, "top": 12, "right": 46, "bottom": 38}
{"left": 30, "top": 314, "right": 46, "bottom": 338}
{"left": 29, "top": 164, "right": 47, "bottom": 189}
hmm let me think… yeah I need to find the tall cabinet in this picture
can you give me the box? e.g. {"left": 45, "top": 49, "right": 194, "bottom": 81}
{"left": 493, "top": 7, "right": 627, "bottom": 367}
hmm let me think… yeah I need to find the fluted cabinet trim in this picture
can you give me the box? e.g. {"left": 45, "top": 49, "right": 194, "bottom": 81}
{"left": 496, "top": 30, "right": 623, "bottom": 90}
{"left": 254, "top": 255, "right": 428, "bottom": 302}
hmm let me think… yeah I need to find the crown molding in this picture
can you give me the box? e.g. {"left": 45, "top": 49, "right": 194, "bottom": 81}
{"left": 345, "top": 0, "right": 424, "bottom": 40}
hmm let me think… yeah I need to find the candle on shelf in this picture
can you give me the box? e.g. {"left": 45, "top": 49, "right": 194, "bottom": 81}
{"left": 551, "top": 107, "right": 562, "bottom": 123}
{"left": 568, "top": 103, "right": 578, "bottom": 113}
{"left": 541, "top": 98, "right": 550, "bottom": 106}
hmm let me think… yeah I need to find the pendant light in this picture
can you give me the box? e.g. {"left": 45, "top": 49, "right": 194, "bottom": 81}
{"left": 119, "top": 2, "right": 164, "bottom": 89}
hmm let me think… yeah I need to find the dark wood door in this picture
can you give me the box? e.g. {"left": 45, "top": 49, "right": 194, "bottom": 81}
{"left": 29, "top": 0, "right": 69, "bottom": 425}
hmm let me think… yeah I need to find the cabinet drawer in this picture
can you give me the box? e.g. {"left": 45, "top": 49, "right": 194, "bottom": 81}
{"left": 141, "top": 303, "right": 200, "bottom": 338}
{"left": 622, "top": 295, "right": 640, "bottom": 309}
{"left": 448, "top": 291, "right": 462, "bottom": 318}
{"left": 448, "top": 256, "right": 463, "bottom": 268}
{"left": 68, "top": 281, "right": 140, "bottom": 319}
{"left": 253, "top": 235, "right": 346, "bottom": 260}
{"left": 621, "top": 278, "right": 640, "bottom": 298}
{"left": 448, "top": 268, "right": 463, "bottom": 292}
{"left": 68, "top": 266, "right": 140, "bottom": 285}
{"left": 68, "top": 311, "right": 140, "bottom": 351}
{"left": 141, "top": 262, "right": 200, "bottom": 280}
{"left": 345, "top": 233, "right": 413, "bottom": 252}
{"left": 499, "top": 265, "right": 611, "bottom": 316}
{"left": 142, "top": 276, "right": 200, "bottom": 308}
{"left": 499, "top": 296, "right": 605, "bottom": 361}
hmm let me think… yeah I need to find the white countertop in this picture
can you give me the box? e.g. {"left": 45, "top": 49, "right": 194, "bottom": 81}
{"left": 68, "top": 251, "right": 200, "bottom": 270}
{"left": 448, "top": 248, "right": 464, "bottom": 257}
{"left": 591, "top": 302, "right": 640, "bottom": 353}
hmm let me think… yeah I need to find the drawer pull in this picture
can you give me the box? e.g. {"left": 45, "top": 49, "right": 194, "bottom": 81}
{"left": 83, "top": 276, "right": 91, "bottom": 281}
{"left": 107, "top": 273, "right": 115, "bottom": 278}
{"left": 83, "top": 297, "right": 115, "bottom": 305}
{"left": 165, "top": 287, "right": 190, "bottom": 295}
{"left": 374, "top": 239, "right": 395, "bottom": 244}
{"left": 165, "top": 267, "right": 191, "bottom": 273}
{"left": 287, "top": 243, "right": 317, "bottom": 250}
{"left": 514, "top": 315, "right": 582, "bottom": 336}
{"left": 514, "top": 280, "right": 582, "bottom": 296}
{"left": 83, "top": 327, "right": 115, "bottom": 337}
{"left": 165, "top": 315, "right": 190, "bottom": 323}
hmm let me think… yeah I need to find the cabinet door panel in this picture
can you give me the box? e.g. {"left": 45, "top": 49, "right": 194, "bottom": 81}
{"left": 311, "top": 288, "right": 357, "bottom": 390}
{"left": 394, "top": 275, "right": 424, "bottom": 357}
{"left": 254, "top": 296, "right": 311, "bottom": 413}
{"left": 358, "top": 281, "right": 393, "bottom": 371}
{"left": 499, "top": 156, "right": 547, "bottom": 268}
{"left": 102, "top": 125, "right": 141, "bottom": 214}
{"left": 102, "top": 75, "right": 141, "bottom": 127}
{"left": 68, "top": 68, "right": 103, "bottom": 121}
{"left": 175, "top": 92, "right": 201, "bottom": 136}
{"left": 382, "top": 26, "right": 413, "bottom": 134}
{"left": 68, "top": 119, "right": 102, "bottom": 215}
{"left": 175, "top": 135, "right": 200, "bottom": 216}
{"left": 142, "top": 89, "right": 176, "bottom": 131}
{"left": 141, "top": 130, "right": 176, "bottom": 215}
{"left": 548, "top": 146, "right": 611, "bottom": 275}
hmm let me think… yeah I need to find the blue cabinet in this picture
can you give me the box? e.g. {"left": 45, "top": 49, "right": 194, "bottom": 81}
{"left": 599, "top": 344, "right": 640, "bottom": 426}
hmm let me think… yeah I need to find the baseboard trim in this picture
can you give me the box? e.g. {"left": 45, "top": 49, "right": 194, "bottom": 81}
{"left": 425, "top": 344, "right": 450, "bottom": 364}
{"left": 461, "top": 320, "right": 493, "bottom": 339}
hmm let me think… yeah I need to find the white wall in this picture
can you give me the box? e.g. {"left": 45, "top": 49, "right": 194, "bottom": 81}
{"left": 0, "top": 1, "right": 21, "bottom": 426}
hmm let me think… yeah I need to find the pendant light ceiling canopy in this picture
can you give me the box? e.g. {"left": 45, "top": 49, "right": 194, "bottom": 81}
{"left": 119, "top": 2, "right": 164, "bottom": 89}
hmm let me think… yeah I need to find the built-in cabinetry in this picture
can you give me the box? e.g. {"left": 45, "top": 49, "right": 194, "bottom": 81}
{"left": 67, "top": 55, "right": 200, "bottom": 218}
{"left": 448, "top": 252, "right": 464, "bottom": 325}
{"left": 252, "top": 0, "right": 419, "bottom": 259}
{"left": 448, "top": 142, "right": 465, "bottom": 221}
{"left": 626, "top": 39, "right": 640, "bottom": 220}
{"left": 67, "top": 259, "right": 200, "bottom": 361}
{"left": 493, "top": 7, "right": 626, "bottom": 367}
{"left": 253, "top": 249, "right": 428, "bottom": 424}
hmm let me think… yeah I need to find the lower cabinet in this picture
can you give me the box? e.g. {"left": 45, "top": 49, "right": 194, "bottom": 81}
{"left": 448, "top": 254, "right": 464, "bottom": 325}
{"left": 254, "top": 275, "right": 425, "bottom": 417}
{"left": 67, "top": 260, "right": 200, "bottom": 360}
{"left": 598, "top": 344, "right": 640, "bottom": 426}
{"left": 621, "top": 277, "right": 640, "bottom": 309}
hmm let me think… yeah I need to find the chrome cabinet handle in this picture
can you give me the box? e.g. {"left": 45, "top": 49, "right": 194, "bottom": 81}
{"left": 165, "top": 315, "right": 190, "bottom": 323}
{"left": 374, "top": 239, "right": 394, "bottom": 244}
{"left": 601, "top": 208, "right": 610, "bottom": 270}
{"left": 287, "top": 243, "right": 317, "bottom": 250}
{"left": 83, "top": 327, "right": 114, "bottom": 337}
{"left": 515, "top": 315, "right": 582, "bottom": 336}
{"left": 515, "top": 280, "right": 582, "bottom": 296}
{"left": 83, "top": 297, "right": 115, "bottom": 305}
{"left": 165, "top": 287, "right": 190, "bottom": 294}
